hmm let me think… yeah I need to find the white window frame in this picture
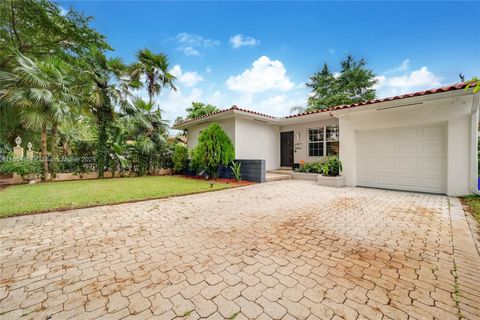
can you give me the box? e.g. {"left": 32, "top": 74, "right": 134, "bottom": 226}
{"left": 307, "top": 127, "right": 324, "bottom": 157}
{"left": 307, "top": 125, "right": 339, "bottom": 157}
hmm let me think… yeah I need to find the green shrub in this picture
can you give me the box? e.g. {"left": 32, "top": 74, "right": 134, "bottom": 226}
{"left": 172, "top": 144, "right": 189, "bottom": 173}
{"left": 230, "top": 161, "right": 241, "bottom": 181}
{"left": 191, "top": 123, "right": 235, "bottom": 178}
{"left": 296, "top": 160, "right": 325, "bottom": 173}
{"left": 321, "top": 156, "right": 342, "bottom": 176}
{"left": 0, "top": 154, "right": 42, "bottom": 178}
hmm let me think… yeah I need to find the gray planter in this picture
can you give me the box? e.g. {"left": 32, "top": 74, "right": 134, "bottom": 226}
{"left": 317, "top": 175, "right": 345, "bottom": 187}
{"left": 291, "top": 172, "right": 319, "bottom": 181}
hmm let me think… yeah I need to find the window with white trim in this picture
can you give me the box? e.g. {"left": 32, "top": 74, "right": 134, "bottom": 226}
{"left": 308, "top": 127, "right": 324, "bottom": 157}
{"left": 308, "top": 125, "right": 339, "bottom": 157}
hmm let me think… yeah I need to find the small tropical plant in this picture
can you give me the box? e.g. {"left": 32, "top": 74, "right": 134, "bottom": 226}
{"left": 191, "top": 123, "right": 235, "bottom": 178}
{"left": 230, "top": 161, "right": 241, "bottom": 181}
{"left": 172, "top": 144, "right": 189, "bottom": 173}
{"left": 321, "top": 156, "right": 343, "bottom": 176}
{"left": 0, "top": 154, "right": 42, "bottom": 181}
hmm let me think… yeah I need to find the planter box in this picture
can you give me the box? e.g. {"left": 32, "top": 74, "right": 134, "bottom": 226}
{"left": 291, "top": 172, "right": 319, "bottom": 181}
{"left": 317, "top": 175, "right": 345, "bottom": 187}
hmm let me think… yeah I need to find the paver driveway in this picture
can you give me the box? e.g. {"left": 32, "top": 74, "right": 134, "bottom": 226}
{"left": 1, "top": 180, "right": 479, "bottom": 320}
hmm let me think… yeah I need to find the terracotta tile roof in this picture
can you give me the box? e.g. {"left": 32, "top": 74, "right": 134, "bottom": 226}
{"left": 285, "top": 81, "right": 475, "bottom": 119}
{"left": 173, "top": 82, "right": 476, "bottom": 127}
{"left": 173, "top": 105, "right": 277, "bottom": 127}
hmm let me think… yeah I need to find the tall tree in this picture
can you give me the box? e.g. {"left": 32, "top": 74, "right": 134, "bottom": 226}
{"left": 126, "top": 98, "right": 169, "bottom": 175}
{"left": 306, "top": 55, "right": 377, "bottom": 111}
{"left": 83, "top": 48, "right": 135, "bottom": 178}
{"left": 131, "top": 48, "right": 176, "bottom": 105}
{"left": 0, "top": 0, "right": 109, "bottom": 67}
{"left": 186, "top": 102, "right": 219, "bottom": 119}
{"left": 0, "top": 52, "right": 78, "bottom": 181}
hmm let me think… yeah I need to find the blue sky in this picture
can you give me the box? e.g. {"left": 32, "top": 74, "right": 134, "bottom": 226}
{"left": 60, "top": 1, "right": 480, "bottom": 122}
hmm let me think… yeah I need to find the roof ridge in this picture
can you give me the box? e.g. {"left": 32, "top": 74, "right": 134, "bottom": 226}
{"left": 174, "top": 81, "right": 476, "bottom": 127}
{"left": 285, "top": 81, "right": 475, "bottom": 119}
{"left": 174, "top": 105, "right": 277, "bottom": 126}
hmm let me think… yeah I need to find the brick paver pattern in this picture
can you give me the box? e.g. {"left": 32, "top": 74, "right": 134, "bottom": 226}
{"left": 1, "top": 180, "right": 479, "bottom": 320}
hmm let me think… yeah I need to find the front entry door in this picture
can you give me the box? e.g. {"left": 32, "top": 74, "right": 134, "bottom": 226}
{"left": 280, "top": 131, "right": 294, "bottom": 167}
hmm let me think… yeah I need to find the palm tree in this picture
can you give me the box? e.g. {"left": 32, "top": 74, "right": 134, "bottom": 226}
{"left": 126, "top": 97, "right": 169, "bottom": 175}
{"left": 0, "top": 51, "right": 78, "bottom": 181}
{"left": 131, "top": 48, "right": 176, "bottom": 105}
{"left": 83, "top": 48, "right": 136, "bottom": 177}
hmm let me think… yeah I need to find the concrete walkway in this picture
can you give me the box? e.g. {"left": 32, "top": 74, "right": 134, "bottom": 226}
{"left": 0, "top": 180, "right": 479, "bottom": 319}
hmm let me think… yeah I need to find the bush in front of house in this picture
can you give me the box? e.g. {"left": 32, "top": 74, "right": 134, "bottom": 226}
{"left": 172, "top": 144, "right": 189, "bottom": 173}
{"left": 296, "top": 160, "right": 325, "bottom": 173}
{"left": 321, "top": 156, "right": 343, "bottom": 176}
{"left": 191, "top": 123, "right": 235, "bottom": 178}
{"left": 296, "top": 156, "right": 342, "bottom": 176}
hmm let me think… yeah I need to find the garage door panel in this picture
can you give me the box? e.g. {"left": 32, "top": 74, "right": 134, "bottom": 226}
{"left": 422, "top": 178, "right": 444, "bottom": 191}
{"left": 399, "top": 160, "right": 419, "bottom": 171}
{"left": 399, "top": 128, "right": 418, "bottom": 139}
{"left": 378, "top": 159, "right": 396, "bottom": 170}
{"left": 377, "top": 175, "right": 397, "bottom": 186}
{"left": 357, "top": 143, "right": 376, "bottom": 156}
{"left": 423, "top": 126, "right": 444, "bottom": 138}
{"left": 399, "top": 143, "right": 419, "bottom": 155}
{"left": 423, "top": 142, "right": 444, "bottom": 155}
{"left": 378, "top": 143, "right": 396, "bottom": 154}
{"left": 421, "top": 159, "right": 445, "bottom": 171}
{"left": 356, "top": 123, "right": 446, "bottom": 194}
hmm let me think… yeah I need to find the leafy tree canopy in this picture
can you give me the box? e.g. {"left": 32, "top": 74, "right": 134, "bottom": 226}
{"left": 186, "top": 102, "right": 219, "bottom": 120}
{"left": 191, "top": 123, "right": 234, "bottom": 177}
{"left": 306, "top": 55, "right": 377, "bottom": 111}
{"left": 0, "top": 0, "right": 110, "bottom": 67}
{"left": 130, "top": 48, "right": 176, "bottom": 105}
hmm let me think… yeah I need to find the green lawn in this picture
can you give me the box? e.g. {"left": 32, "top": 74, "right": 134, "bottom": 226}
{"left": 0, "top": 176, "right": 233, "bottom": 218}
{"left": 462, "top": 195, "right": 480, "bottom": 228}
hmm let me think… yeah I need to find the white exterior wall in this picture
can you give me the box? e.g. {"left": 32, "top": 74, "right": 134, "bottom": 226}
{"left": 339, "top": 95, "right": 473, "bottom": 196}
{"left": 187, "top": 118, "right": 235, "bottom": 151}
{"left": 280, "top": 118, "right": 339, "bottom": 164}
{"left": 185, "top": 116, "right": 280, "bottom": 170}
{"left": 235, "top": 117, "right": 280, "bottom": 170}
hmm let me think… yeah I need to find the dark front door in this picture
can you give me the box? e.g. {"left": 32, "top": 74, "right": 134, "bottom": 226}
{"left": 280, "top": 131, "right": 294, "bottom": 167}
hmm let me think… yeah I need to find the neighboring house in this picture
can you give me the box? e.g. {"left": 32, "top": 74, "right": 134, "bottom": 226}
{"left": 173, "top": 82, "right": 479, "bottom": 196}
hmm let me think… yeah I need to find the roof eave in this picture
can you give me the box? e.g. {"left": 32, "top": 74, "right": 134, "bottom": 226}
{"left": 172, "top": 108, "right": 279, "bottom": 130}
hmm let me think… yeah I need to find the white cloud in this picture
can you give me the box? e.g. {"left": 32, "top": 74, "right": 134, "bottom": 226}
{"left": 183, "top": 47, "right": 200, "bottom": 56}
{"left": 175, "top": 33, "right": 220, "bottom": 56}
{"left": 375, "top": 66, "right": 442, "bottom": 98}
{"left": 170, "top": 65, "right": 204, "bottom": 87}
{"left": 385, "top": 59, "right": 410, "bottom": 74}
{"left": 59, "top": 6, "right": 68, "bottom": 16}
{"left": 226, "top": 55, "right": 295, "bottom": 93}
{"left": 159, "top": 87, "right": 204, "bottom": 122}
{"left": 230, "top": 34, "right": 259, "bottom": 49}
{"left": 208, "top": 91, "right": 224, "bottom": 106}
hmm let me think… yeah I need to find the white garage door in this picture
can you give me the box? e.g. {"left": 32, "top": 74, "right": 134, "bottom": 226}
{"left": 356, "top": 123, "right": 446, "bottom": 194}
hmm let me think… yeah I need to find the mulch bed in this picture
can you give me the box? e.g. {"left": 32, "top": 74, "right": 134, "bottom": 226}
{"left": 179, "top": 175, "right": 255, "bottom": 187}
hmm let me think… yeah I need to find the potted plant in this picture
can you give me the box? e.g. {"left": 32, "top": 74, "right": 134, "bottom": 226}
{"left": 0, "top": 154, "right": 42, "bottom": 184}
{"left": 317, "top": 156, "right": 345, "bottom": 187}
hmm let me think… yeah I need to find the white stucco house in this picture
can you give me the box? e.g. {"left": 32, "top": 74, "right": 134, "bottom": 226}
{"left": 173, "top": 82, "right": 479, "bottom": 196}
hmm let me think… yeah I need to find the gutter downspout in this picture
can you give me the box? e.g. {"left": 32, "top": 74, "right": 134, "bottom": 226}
{"left": 471, "top": 93, "right": 480, "bottom": 195}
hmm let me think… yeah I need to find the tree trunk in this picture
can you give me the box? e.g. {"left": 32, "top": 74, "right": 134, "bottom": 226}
{"left": 96, "top": 95, "right": 111, "bottom": 178}
{"left": 49, "top": 122, "right": 58, "bottom": 181}
{"left": 41, "top": 124, "right": 48, "bottom": 181}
